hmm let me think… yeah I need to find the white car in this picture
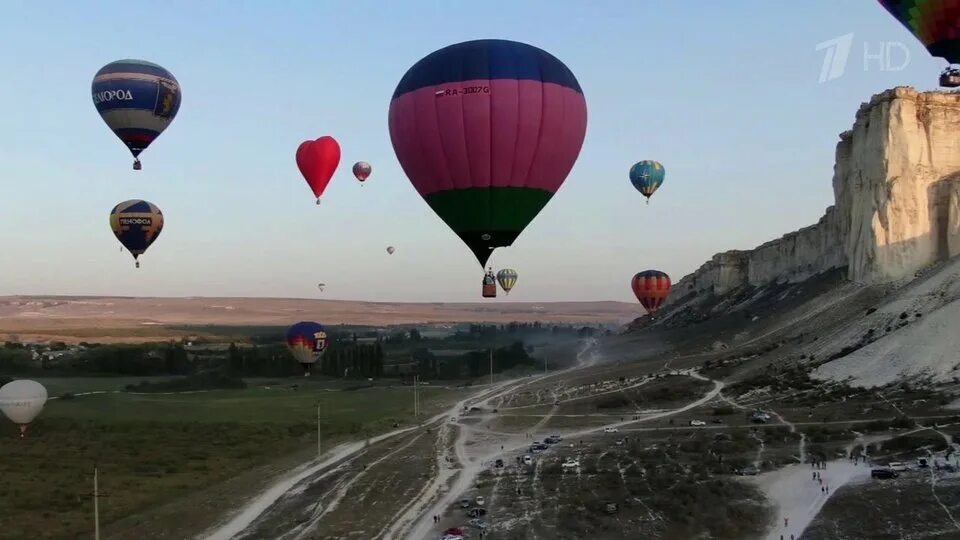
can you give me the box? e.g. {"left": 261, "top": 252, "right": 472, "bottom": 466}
{"left": 523, "top": 455, "right": 533, "bottom": 465}
{"left": 603, "top": 427, "right": 619, "bottom": 433}
{"left": 888, "top": 461, "right": 909, "bottom": 472}
{"left": 562, "top": 459, "right": 579, "bottom": 468}
{"left": 475, "top": 496, "right": 485, "bottom": 506}
{"left": 689, "top": 420, "right": 706, "bottom": 426}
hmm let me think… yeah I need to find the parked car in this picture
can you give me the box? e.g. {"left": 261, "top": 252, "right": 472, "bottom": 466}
{"left": 562, "top": 459, "right": 580, "bottom": 468}
{"left": 614, "top": 439, "right": 624, "bottom": 446}
{"left": 467, "top": 507, "right": 487, "bottom": 518}
{"left": 475, "top": 496, "right": 485, "bottom": 506}
{"left": 888, "top": 462, "right": 909, "bottom": 472}
{"left": 734, "top": 465, "right": 758, "bottom": 476}
{"left": 494, "top": 458, "right": 504, "bottom": 468}
{"left": 531, "top": 446, "right": 543, "bottom": 454}
{"left": 711, "top": 419, "right": 724, "bottom": 424}
{"left": 871, "top": 468, "right": 899, "bottom": 479}
{"left": 550, "top": 434, "right": 562, "bottom": 442}
{"left": 459, "top": 498, "right": 471, "bottom": 508}
{"left": 917, "top": 458, "right": 929, "bottom": 468}
{"left": 468, "top": 518, "right": 487, "bottom": 529}
{"left": 603, "top": 427, "right": 619, "bottom": 433}
{"left": 523, "top": 454, "right": 533, "bottom": 465}
{"left": 689, "top": 420, "right": 706, "bottom": 426}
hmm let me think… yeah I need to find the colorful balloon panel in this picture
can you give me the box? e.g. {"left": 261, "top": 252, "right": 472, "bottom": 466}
{"left": 109, "top": 200, "right": 163, "bottom": 262}
{"left": 878, "top": 0, "right": 960, "bottom": 63}
{"left": 286, "top": 321, "right": 328, "bottom": 367}
{"left": 629, "top": 161, "right": 665, "bottom": 199}
{"left": 388, "top": 39, "right": 588, "bottom": 267}
{"left": 91, "top": 59, "right": 181, "bottom": 161}
{"left": 296, "top": 136, "right": 341, "bottom": 202}
{"left": 631, "top": 270, "right": 672, "bottom": 314}
{"left": 497, "top": 268, "right": 518, "bottom": 294}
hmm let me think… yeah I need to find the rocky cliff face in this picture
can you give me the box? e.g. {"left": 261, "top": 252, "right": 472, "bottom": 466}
{"left": 673, "top": 88, "right": 960, "bottom": 301}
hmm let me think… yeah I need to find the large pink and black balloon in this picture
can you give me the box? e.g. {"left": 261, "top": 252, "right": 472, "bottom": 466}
{"left": 388, "top": 39, "right": 588, "bottom": 267}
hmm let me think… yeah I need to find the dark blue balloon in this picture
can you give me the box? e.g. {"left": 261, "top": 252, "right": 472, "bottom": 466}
{"left": 92, "top": 59, "right": 181, "bottom": 169}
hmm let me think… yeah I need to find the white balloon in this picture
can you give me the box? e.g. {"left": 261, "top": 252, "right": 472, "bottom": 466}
{"left": 0, "top": 380, "right": 48, "bottom": 428}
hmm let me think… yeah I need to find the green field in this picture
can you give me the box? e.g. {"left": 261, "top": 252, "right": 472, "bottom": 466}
{"left": 0, "top": 380, "right": 457, "bottom": 540}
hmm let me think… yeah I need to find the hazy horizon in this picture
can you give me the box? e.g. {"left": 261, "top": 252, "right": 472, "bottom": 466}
{"left": 0, "top": 1, "right": 938, "bottom": 302}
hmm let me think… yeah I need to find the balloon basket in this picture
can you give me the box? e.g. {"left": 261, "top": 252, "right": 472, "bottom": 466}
{"left": 135, "top": 261, "right": 140, "bottom": 269}
{"left": 133, "top": 160, "right": 142, "bottom": 171}
{"left": 315, "top": 199, "right": 321, "bottom": 206}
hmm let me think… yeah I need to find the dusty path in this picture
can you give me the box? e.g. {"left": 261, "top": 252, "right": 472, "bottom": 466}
{"left": 393, "top": 360, "right": 726, "bottom": 539}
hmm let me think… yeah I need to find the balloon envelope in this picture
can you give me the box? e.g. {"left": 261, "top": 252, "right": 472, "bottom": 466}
{"left": 286, "top": 321, "right": 328, "bottom": 369}
{"left": 296, "top": 137, "right": 341, "bottom": 202}
{"left": 353, "top": 161, "right": 372, "bottom": 182}
{"left": 386, "top": 246, "right": 396, "bottom": 254}
{"left": 91, "top": 59, "right": 181, "bottom": 166}
{"left": 496, "top": 268, "right": 518, "bottom": 294}
{"left": 878, "top": 0, "right": 960, "bottom": 63}
{"left": 629, "top": 161, "right": 665, "bottom": 200}
{"left": 631, "top": 270, "right": 672, "bottom": 315}
{"left": 388, "top": 39, "right": 588, "bottom": 267}
{"left": 109, "top": 200, "right": 164, "bottom": 265}
{"left": 0, "top": 380, "right": 47, "bottom": 426}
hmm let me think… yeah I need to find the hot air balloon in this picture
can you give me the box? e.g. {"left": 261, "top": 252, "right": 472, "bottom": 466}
{"left": 91, "top": 59, "right": 181, "bottom": 170}
{"left": 0, "top": 380, "right": 47, "bottom": 438}
{"left": 497, "top": 269, "right": 518, "bottom": 295}
{"left": 286, "top": 321, "right": 328, "bottom": 376}
{"left": 631, "top": 270, "right": 671, "bottom": 315}
{"left": 296, "top": 136, "right": 341, "bottom": 205}
{"left": 317, "top": 283, "right": 325, "bottom": 292}
{"left": 878, "top": 1, "right": 960, "bottom": 87}
{"left": 629, "top": 161, "right": 665, "bottom": 204}
{"left": 109, "top": 200, "right": 164, "bottom": 268}
{"left": 386, "top": 246, "right": 396, "bottom": 255}
{"left": 388, "top": 39, "right": 588, "bottom": 268}
{"left": 353, "top": 161, "right": 372, "bottom": 185}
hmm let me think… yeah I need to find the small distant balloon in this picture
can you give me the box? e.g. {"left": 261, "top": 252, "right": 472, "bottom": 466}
{"left": 0, "top": 380, "right": 48, "bottom": 438}
{"left": 353, "top": 161, "right": 372, "bottom": 184}
{"left": 629, "top": 161, "right": 665, "bottom": 204}
{"left": 296, "top": 136, "right": 341, "bottom": 205}
{"left": 317, "top": 283, "right": 325, "bottom": 292}
{"left": 109, "top": 200, "right": 164, "bottom": 268}
{"left": 497, "top": 268, "right": 518, "bottom": 295}
{"left": 386, "top": 246, "right": 396, "bottom": 255}
{"left": 91, "top": 59, "right": 181, "bottom": 170}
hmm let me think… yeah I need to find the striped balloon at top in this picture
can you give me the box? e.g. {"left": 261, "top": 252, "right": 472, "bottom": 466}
{"left": 92, "top": 59, "right": 181, "bottom": 168}
{"left": 631, "top": 270, "right": 672, "bottom": 315}
{"left": 389, "top": 39, "right": 588, "bottom": 267}
{"left": 879, "top": 0, "right": 960, "bottom": 63}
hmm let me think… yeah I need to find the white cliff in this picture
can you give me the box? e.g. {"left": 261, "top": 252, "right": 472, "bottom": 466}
{"left": 672, "top": 88, "right": 960, "bottom": 301}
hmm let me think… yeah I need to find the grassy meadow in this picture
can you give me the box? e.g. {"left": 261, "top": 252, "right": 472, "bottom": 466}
{"left": 0, "top": 379, "right": 457, "bottom": 540}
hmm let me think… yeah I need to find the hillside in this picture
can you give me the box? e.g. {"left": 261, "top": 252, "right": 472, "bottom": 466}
{"left": 0, "top": 296, "right": 638, "bottom": 343}
{"left": 624, "top": 87, "right": 960, "bottom": 389}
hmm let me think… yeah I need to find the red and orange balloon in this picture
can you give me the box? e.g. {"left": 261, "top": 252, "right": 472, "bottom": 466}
{"left": 632, "top": 270, "right": 671, "bottom": 315}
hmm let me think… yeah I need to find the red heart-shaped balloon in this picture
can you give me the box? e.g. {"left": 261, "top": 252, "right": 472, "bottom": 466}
{"left": 296, "top": 136, "right": 341, "bottom": 202}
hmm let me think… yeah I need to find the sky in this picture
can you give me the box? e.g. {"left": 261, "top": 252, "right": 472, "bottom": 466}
{"left": 0, "top": 1, "right": 942, "bottom": 303}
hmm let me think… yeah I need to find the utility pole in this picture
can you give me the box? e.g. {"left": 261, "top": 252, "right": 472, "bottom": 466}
{"left": 87, "top": 466, "right": 107, "bottom": 540}
{"left": 94, "top": 467, "right": 100, "bottom": 540}
{"left": 489, "top": 349, "right": 493, "bottom": 386}
{"left": 413, "top": 375, "right": 419, "bottom": 418}
{"left": 317, "top": 402, "right": 322, "bottom": 459}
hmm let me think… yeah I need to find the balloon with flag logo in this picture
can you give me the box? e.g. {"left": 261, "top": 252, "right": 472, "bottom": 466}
{"left": 388, "top": 39, "right": 588, "bottom": 268}
{"left": 109, "top": 200, "right": 164, "bottom": 268}
{"left": 629, "top": 161, "right": 665, "bottom": 204}
{"left": 91, "top": 59, "right": 181, "bottom": 170}
{"left": 286, "top": 321, "right": 328, "bottom": 376}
